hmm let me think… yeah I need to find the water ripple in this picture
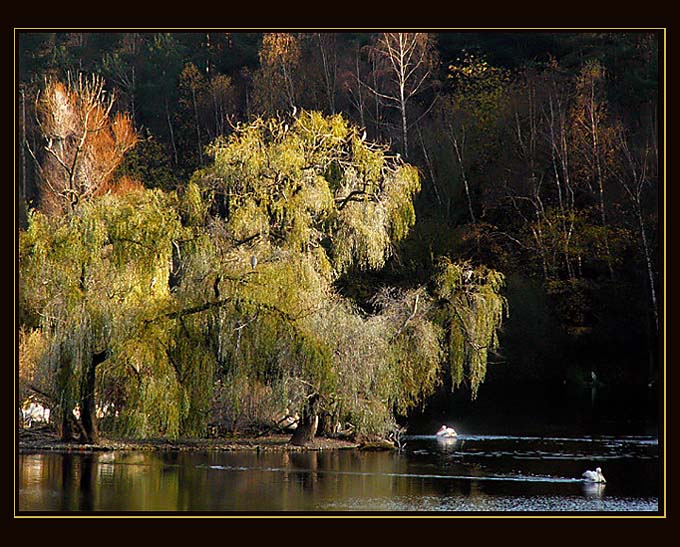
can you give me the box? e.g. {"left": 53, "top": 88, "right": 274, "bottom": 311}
{"left": 201, "top": 464, "right": 586, "bottom": 483}
{"left": 405, "top": 434, "right": 658, "bottom": 445}
{"left": 320, "top": 495, "right": 660, "bottom": 512}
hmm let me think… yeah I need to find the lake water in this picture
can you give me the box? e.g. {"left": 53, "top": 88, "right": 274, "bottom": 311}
{"left": 17, "top": 431, "right": 659, "bottom": 514}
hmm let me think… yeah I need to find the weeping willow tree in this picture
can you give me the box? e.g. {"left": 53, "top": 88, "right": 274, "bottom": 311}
{"left": 19, "top": 187, "right": 184, "bottom": 441}
{"left": 185, "top": 110, "right": 506, "bottom": 441}
{"left": 185, "top": 110, "right": 432, "bottom": 442}
{"left": 19, "top": 110, "right": 507, "bottom": 444}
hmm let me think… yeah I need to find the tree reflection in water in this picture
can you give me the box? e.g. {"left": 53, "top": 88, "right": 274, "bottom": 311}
{"left": 18, "top": 436, "right": 658, "bottom": 513}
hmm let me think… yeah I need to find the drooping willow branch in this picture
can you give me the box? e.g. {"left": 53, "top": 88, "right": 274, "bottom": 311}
{"left": 334, "top": 190, "right": 379, "bottom": 210}
{"left": 144, "top": 294, "right": 301, "bottom": 326}
{"left": 391, "top": 293, "right": 419, "bottom": 341}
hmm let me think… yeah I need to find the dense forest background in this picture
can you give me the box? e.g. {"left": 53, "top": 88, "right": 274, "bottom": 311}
{"left": 16, "top": 31, "right": 661, "bottom": 440}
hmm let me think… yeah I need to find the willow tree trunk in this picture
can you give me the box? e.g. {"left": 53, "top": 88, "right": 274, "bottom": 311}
{"left": 60, "top": 408, "right": 73, "bottom": 442}
{"left": 290, "top": 394, "right": 320, "bottom": 446}
{"left": 58, "top": 350, "right": 77, "bottom": 442}
{"left": 79, "top": 350, "right": 108, "bottom": 444}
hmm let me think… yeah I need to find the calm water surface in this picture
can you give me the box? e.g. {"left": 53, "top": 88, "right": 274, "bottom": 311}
{"left": 18, "top": 432, "right": 659, "bottom": 513}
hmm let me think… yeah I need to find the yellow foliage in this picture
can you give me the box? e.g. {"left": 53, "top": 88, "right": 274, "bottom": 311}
{"left": 198, "top": 111, "right": 419, "bottom": 276}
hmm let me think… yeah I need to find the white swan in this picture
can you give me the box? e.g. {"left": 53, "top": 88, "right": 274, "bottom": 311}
{"left": 582, "top": 467, "right": 606, "bottom": 483}
{"left": 436, "top": 425, "right": 457, "bottom": 438}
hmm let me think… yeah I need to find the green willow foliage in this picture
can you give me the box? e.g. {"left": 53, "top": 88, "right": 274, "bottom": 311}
{"left": 19, "top": 112, "right": 507, "bottom": 440}
{"left": 434, "top": 258, "right": 508, "bottom": 399}
{"left": 192, "top": 110, "right": 420, "bottom": 273}
{"left": 185, "top": 111, "right": 434, "bottom": 436}
{"left": 20, "top": 188, "right": 186, "bottom": 437}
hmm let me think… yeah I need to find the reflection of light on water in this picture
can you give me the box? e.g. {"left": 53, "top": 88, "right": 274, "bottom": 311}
{"left": 582, "top": 482, "right": 606, "bottom": 499}
{"left": 202, "top": 464, "right": 580, "bottom": 483}
{"left": 436, "top": 436, "right": 458, "bottom": 453}
{"left": 21, "top": 456, "right": 45, "bottom": 485}
{"left": 98, "top": 464, "right": 115, "bottom": 481}
{"left": 437, "top": 436, "right": 458, "bottom": 445}
{"left": 321, "top": 494, "right": 658, "bottom": 512}
{"left": 97, "top": 452, "right": 116, "bottom": 482}
{"left": 18, "top": 425, "right": 660, "bottom": 513}
{"left": 404, "top": 434, "right": 658, "bottom": 464}
{"left": 405, "top": 434, "right": 658, "bottom": 445}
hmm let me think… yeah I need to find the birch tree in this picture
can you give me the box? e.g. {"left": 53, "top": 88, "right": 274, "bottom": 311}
{"left": 179, "top": 63, "right": 206, "bottom": 166}
{"left": 610, "top": 124, "right": 659, "bottom": 333}
{"left": 571, "top": 60, "right": 616, "bottom": 279}
{"left": 366, "top": 33, "right": 437, "bottom": 158}
{"left": 251, "top": 33, "right": 301, "bottom": 116}
{"left": 314, "top": 32, "right": 338, "bottom": 114}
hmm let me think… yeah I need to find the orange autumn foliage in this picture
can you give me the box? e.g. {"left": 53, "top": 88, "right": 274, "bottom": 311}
{"left": 34, "top": 74, "right": 138, "bottom": 215}
{"left": 106, "top": 175, "right": 144, "bottom": 196}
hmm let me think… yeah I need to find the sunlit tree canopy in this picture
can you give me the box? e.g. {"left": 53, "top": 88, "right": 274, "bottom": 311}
{"left": 20, "top": 106, "right": 506, "bottom": 442}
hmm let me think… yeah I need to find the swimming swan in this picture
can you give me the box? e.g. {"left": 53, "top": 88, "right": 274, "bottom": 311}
{"left": 582, "top": 467, "right": 606, "bottom": 483}
{"left": 436, "top": 425, "right": 457, "bottom": 438}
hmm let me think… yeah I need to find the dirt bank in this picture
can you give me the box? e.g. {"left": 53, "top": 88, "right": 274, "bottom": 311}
{"left": 18, "top": 425, "right": 362, "bottom": 453}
